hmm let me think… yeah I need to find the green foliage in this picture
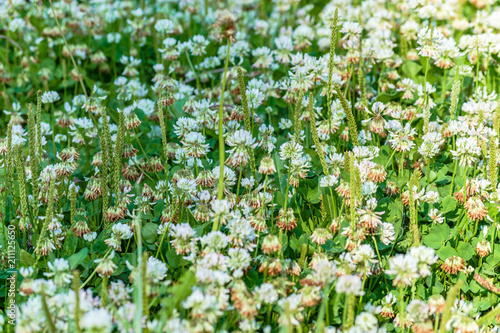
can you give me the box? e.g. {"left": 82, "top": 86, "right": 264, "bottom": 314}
{"left": 2, "top": 0, "right": 500, "bottom": 331}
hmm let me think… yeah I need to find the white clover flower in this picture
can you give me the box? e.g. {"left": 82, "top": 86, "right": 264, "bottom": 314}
{"left": 136, "top": 98, "right": 155, "bottom": 116}
{"left": 41, "top": 91, "right": 60, "bottom": 104}
{"left": 227, "top": 248, "right": 251, "bottom": 278}
{"left": 32, "top": 279, "right": 57, "bottom": 295}
{"left": 361, "top": 181, "right": 378, "bottom": 196}
{"left": 212, "top": 165, "right": 237, "bottom": 187}
{"left": 11, "top": 134, "right": 26, "bottom": 146}
{"left": 112, "top": 223, "right": 133, "bottom": 240}
{"left": 379, "top": 222, "right": 395, "bottom": 245}
{"left": 358, "top": 130, "right": 372, "bottom": 145}
{"left": 341, "top": 21, "right": 363, "bottom": 39}
{"left": 387, "top": 123, "right": 417, "bottom": 152}
{"left": 187, "top": 35, "right": 209, "bottom": 56}
{"left": 409, "top": 246, "right": 438, "bottom": 278}
{"left": 355, "top": 312, "right": 378, "bottom": 331}
{"left": 417, "top": 26, "right": 444, "bottom": 59}
{"left": 9, "top": 18, "right": 25, "bottom": 32}
{"left": 279, "top": 141, "right": 303, "bottom": 161}
{"left": 352, "top": 244, "right": 376, "bottom": 265}
{"left": 83, "top": 231, "right": 97, "bottom": 242}
{"left": 419, "top": 141, "right": 440, "bottom": 158}
{"left": 254, "top": 19, "right": 269, "bottom": 36}
{"left": 155, "top": 19, "right": 175, "bottom": 33}
{"left": 450, "top": 137, "right": 481, "bottom": 167}
{"left": 80, "top": 309, "right": 113, "bottom": 333}
{"left": 200, "top": 231, "right": 230, "bottom": 252}
{"left": 277, "top": 294, "right": 303, "bottom": 326}
{"left": 157, "top": 223, "right": 170, "bottom": 236}
{"left": 20, "top": 267, "right": 34, "bottom": 278}
{"left": 419, "top": 132, "right": 444, "bottom": 159}
{"left": 44, "top": 258, "right": 72, "bottom": 286}
{"left": 279, "top": 118, "right": 293, "bottom": 130}
{"left": 226, "top": 217, "right": 256, "bottom": 249}
{"left": 407, "top": 299, "right": 429, "bottom": 323}
{"left": 422, "top": 191, "right": 439, "bottom": 204}
{"left": 386, "top": 254, "right": 419, "bottom": 287}
{"left": 274, "top": 35, "right": 293, "bottom": 63}
{"left": 147, "top": 257, "right": 168, "bottom": 283}
{"left": 183, "top": 288, "right": 219, "bottom": 317}
{"left": 312, "top": 260, "right": 337, "bottom": 284}
{"left": 73, "top": 117, "right": 95, "bottom": 130}
{"left": 241, "top": 176, "right": 255, "bottom": 188}
{"left": 170, "top": 223, "right": 196, "bottom": 240}
{"left": 255, "top": 283, "right": 279, "bottom": 304}
{"left": 458, "top": 65, "right": 472, "bottom": 76}
{"left": 211, "top": 199, "right": 231, "bottom": 225}
{"left": 227, "top": 129, "right": 256, "bottom": 148}
{"left": 176, "top": 178, "right": 198, "bottom": 195}
{"left": 252, "top": 47, "right": 274, "bottom": 69}
{"left": 174, "top": 117, "right": 201, "bottom": 138}
{"left": 428, "top": 208, "right": 444, "bottom": 224}
{"left": 320, "top": 174, "right": 339, "bottom": 188}
{"left": 246, "top": 88, "right": 265, "bottom": 110}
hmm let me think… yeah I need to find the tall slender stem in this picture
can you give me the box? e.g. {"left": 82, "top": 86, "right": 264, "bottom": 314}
{"left": 5, "top": 12, "right": 10, "bottom": 72}
{"left": 463, "top": 166, "right": 469, "bottom": 201}
{"left": 259, "top": 174, "right": 269, "bottom": 216}
{"left": 217, "top": 40, "right": 232, "bottom": 202}
{"left": 426, "top": 157, "right": 430, "bottom": 186}
{"left": 450, "top": 160, "right": 458, "bottom": 196}
{"left": 186, "top": 53, "right": 202, "bottom": 96}
{"left": 235, "top": 166, "right": 243, "bottom": 203}
{"left": 48, "top": 0, "right": 88, "bottom": 97}
{"left": 384, "top": 149, "right": 396, "bottom": 170}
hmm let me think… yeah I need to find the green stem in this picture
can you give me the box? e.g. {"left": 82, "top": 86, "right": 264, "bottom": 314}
{"left": 80, "top": 248, "right": 112, "bottom": 289}
{"left": 48, "top": 0, "right": 88, "bottom": 97}
{"left": 426, "top": 157, "right": 430, "bottom": 186}
{"left": 449, "top": 159, "right": 458, "bottom": 196}
{"left": 399, "top": 152, "right": 404, "bottom": 179}
{"left": 398, "top": 286, "right": 406, "bottom": 325}
{"left": 384, "top": 149, "right": 396, "bottom": 170}
{"left": 475, "top": 46, "right": 480, "bottom": 101}
{"left": 283, "top": 170, "right": 291, "bottom": 213}
{"left": 463, "top": 166, "right": 469, "bottom": 204}
{"left": 5, "top": 16, "right": 10, "bottom": 72}
{"left": 156, "top": 226, "right": 169, "bottom": 258}
{"left": 492, "top": 212, "right": 497, "bottom": 248}
{"left": 133, "top": 215, "right": 144, "bottom": 333}
{"left": 372, "top": 236, "right": 390, "bottom": 292}
{"left": 329, "top": 186, "right": 337, "bottom": 219}
{"left": 186, "top": 53, "right": 202, "bottom": 96}
{"left": 235, "top": 166, "right": 243, "bottom": 203}
{"left": 216, "top": 40, "right": 232, "bottom": 207}
{"left": 259, "top": 174, "right": 269, "bottom": 216}
{"left": 41, "top": 289, "right": 57, "bottom": 333}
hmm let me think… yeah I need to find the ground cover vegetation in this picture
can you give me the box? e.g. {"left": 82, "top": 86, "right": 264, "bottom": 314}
{"left": 3, "top": 0, "right": 500, "bottom": 332}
